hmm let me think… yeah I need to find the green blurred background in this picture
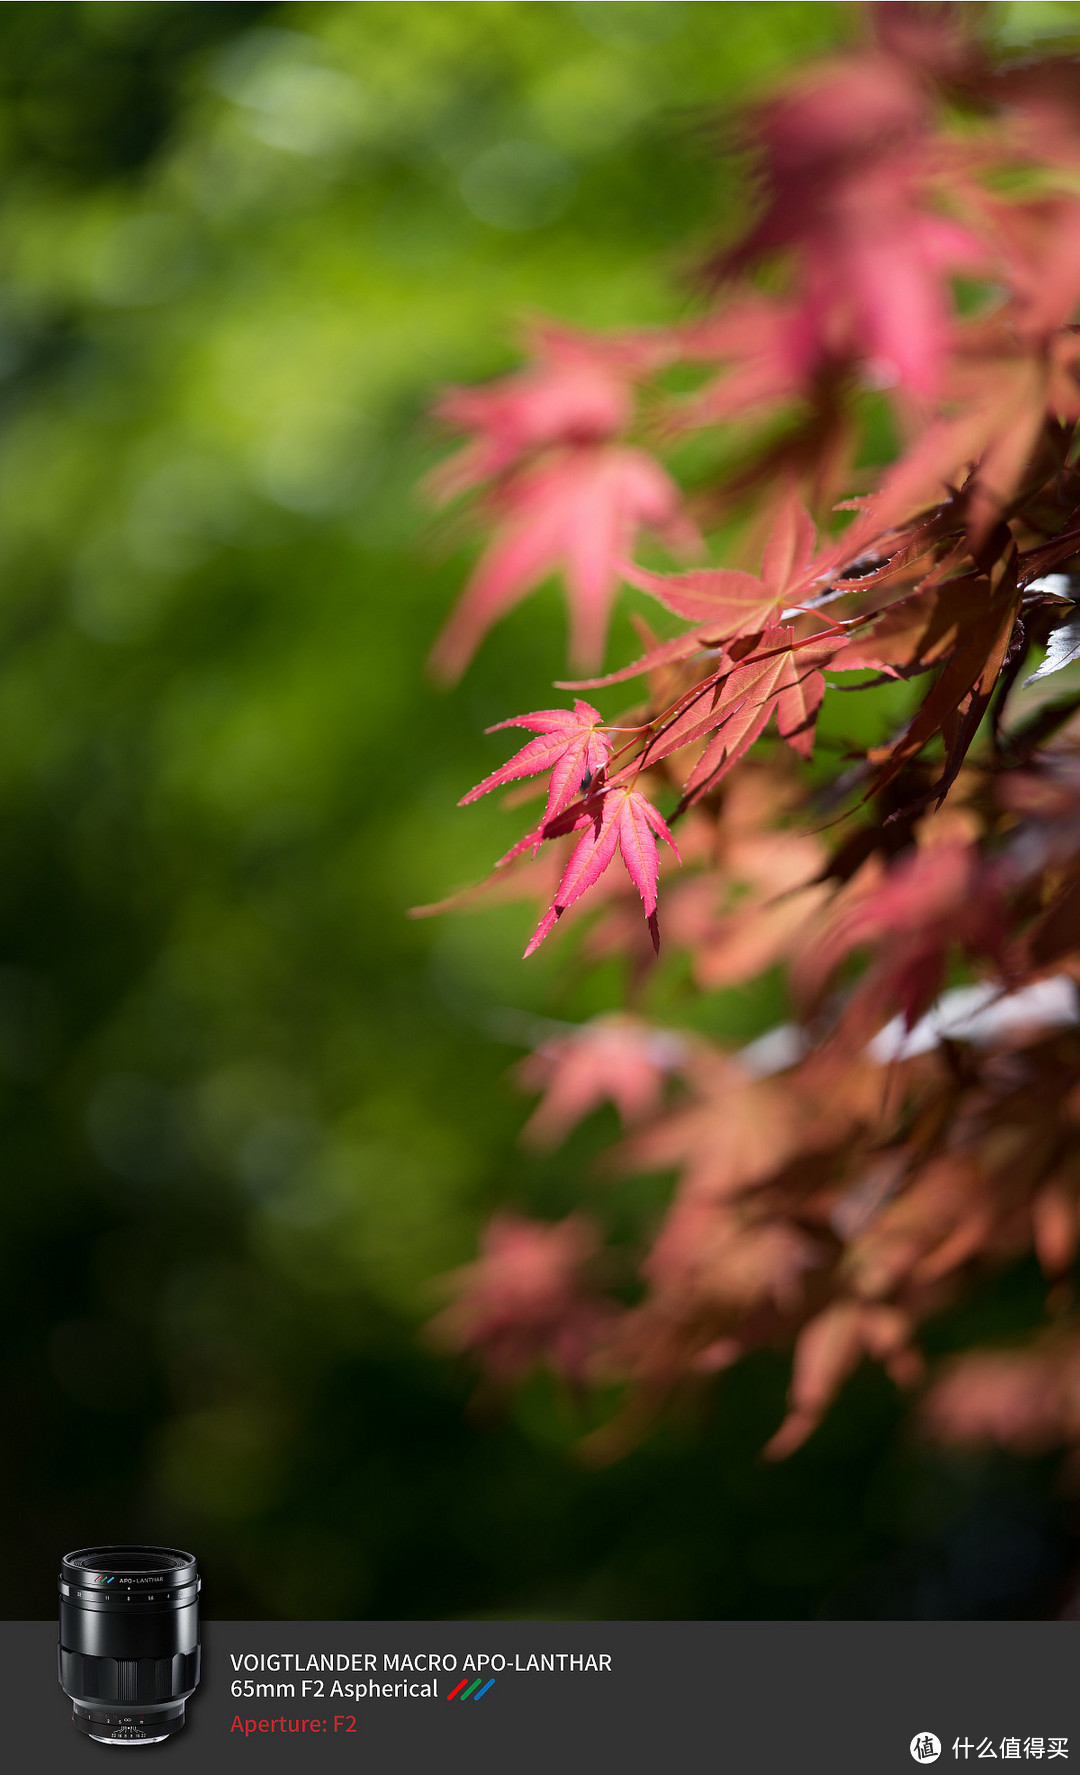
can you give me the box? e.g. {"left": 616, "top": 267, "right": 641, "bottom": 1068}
{"left": 2, "top": 0, "right": 1080, "bottom": 1622}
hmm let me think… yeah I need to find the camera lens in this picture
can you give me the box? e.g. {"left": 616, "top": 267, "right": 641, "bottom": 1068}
{"left": 58, "top": 1546, "right": 201, "bottom": 1745}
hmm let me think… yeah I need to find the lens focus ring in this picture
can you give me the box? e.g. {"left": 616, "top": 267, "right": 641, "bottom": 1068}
{"left": 59, "top": 1648, "right": 200, "bottom": 1703}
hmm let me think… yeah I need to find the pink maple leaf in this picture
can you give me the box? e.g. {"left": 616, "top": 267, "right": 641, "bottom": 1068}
{"left": 923, "top": 1342, "right": 1080, "bottom": 1455}
{"left": 524, "top": 783, "right": 681, "bottom": 958}
{"left": 517, "top": 1013, "right": 690, "bottom": 1148}
{"left": 459, "top": 699, "right": 612, "bottom": 828}
{"left": 429, "top": 1212, "right": 610, "bottom": 1383}
{"left": 428, "top": 320, "right": 673, "bottom": 503}
{"left": 765, "top": 1300, "right": 922, "bottom": 1459}
{"left": 430, "top": 443, "right": 697, "bottom": 683}
{"left": 678, "top": 296, "right": 818, "bottom": 428}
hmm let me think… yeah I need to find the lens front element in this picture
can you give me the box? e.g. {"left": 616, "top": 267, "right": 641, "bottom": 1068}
{"left": 58, "top": 1546, "right": 200, "bottom": 1746}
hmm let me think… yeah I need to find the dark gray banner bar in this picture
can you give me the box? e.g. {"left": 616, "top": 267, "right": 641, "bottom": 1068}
{"left": 5, "top": 1619, "right": 1077, "bottom": 1774}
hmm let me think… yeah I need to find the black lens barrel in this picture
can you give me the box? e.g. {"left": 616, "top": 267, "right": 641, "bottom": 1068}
{"left": 58, "top": 1546, "right": 200, "bottom": 1745}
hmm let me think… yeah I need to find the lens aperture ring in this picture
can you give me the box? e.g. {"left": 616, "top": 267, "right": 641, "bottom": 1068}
{"left": 71, "top": 1702, "right": 187, "bottom": 1745}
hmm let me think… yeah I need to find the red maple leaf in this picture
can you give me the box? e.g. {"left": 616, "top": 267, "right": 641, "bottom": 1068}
{"left": 420, "top": 2, "right": 1080, "bottom": 1470}
{"left": 834, "top": 569, "right": 994, "bottom": 673}
{"left": 562, "top": 493, "right": 846, "bottom": 696}
{"left": 794, "top": 837, "right": 1007, "bottom": 1036}
{"left": 525, "top": 783, "right": 681, "bottom": 958}
{"left": 624, "top": 485, "right": 824, "bottom": 639}
{"left": 864, "top": 560, "right": 1021, "bottom": 803}
{"left": 459, "top": 700, "right": 612, "bottom": 828}
{"left": 628, "top": 628, "right": 839, "bottom": 806}
{"left": 710, "top": 51, "right": 987, "bottom": 398}
{"left": 429, "top": 444, "right": 697, "bottom": 682}
{"left": 837, "top": 352, "right": 1052, "bottom": 555}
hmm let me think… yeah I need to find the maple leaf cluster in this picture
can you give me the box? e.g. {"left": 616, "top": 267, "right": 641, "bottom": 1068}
{"left": 420, "top": 4, "right": 1080, "bottom": 1468}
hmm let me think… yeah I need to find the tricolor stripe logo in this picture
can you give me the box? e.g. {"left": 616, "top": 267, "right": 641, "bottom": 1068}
{"left": 446, "top": 1677, "right": 495, "bottom": 1700}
